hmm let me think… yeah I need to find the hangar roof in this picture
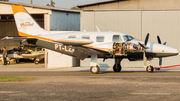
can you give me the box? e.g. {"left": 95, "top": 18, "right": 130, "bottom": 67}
{"left": 78, "top": 0, "right": 180, "bottom": 10}
{"left": 0, "top": 1, "right": 80, "bottom": 13}
{"left": 78, "top": 0, "right": 123, "bottom": 8}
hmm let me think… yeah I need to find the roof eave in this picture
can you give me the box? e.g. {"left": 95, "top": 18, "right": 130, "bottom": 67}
{"left": 0, "top": 1, "right": 80, "bottom": 13}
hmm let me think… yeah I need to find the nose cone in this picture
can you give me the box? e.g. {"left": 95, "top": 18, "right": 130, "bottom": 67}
{"left": 170, "top": 48, "right": 179, "bottom": 56}
{"left": 161, "top": 45, "right": 179, "bottom": 56}
{"left": 150, "top": 43, "right": 179, "bottom": 57}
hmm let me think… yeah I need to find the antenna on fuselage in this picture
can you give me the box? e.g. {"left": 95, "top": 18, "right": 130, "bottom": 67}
{"left": 96, "top": 26, "right": 100, "bottom": 32}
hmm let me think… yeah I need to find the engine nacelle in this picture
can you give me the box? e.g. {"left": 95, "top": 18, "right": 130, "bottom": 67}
{"left": 113, "top": 42, "right": 143, "bottom": 56}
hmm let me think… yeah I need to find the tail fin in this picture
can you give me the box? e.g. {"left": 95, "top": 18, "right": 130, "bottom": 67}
{"left": 11, "top": 5, "right": 49, "bottom": 37}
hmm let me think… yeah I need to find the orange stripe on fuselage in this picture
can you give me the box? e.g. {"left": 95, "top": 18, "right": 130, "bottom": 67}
{"left": 78, "top": 41, "right": 93, "bottom": 44}
{"left": 18, "top": 31, "right": 54, "bottom": 41}
{"left": 11, "top": 5, "right": 27, "bottom": 14}
{"left": 56, "top": 40, "right": 76, "bottom": 42}
{"left": 55, "top": 40, "right": 93, "bottom": 44}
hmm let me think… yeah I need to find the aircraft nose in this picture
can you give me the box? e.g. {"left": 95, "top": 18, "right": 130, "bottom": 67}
{"left": 170, "top": 48, "right": 179, "bottom": 56}
{"left": 152, "top": 43, "right": 179, "bottom": 57}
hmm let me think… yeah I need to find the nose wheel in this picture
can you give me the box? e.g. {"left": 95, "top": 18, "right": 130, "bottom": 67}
{"left": 146, "top": 65, "right": 154, "bottom": 73}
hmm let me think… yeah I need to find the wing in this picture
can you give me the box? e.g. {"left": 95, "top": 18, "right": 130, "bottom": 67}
{"left": 2, "top": 36, "right": 36, "bottom": 42}
{"left": 54, "top": 38, "right": 93, "bottom": 45}
{"left": 2, "top": 37, "right": 111, "bottom": 60}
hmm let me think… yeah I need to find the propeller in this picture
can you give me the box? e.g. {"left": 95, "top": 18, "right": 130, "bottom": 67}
{"left": 157, "top": 36, "right": 167, "bottom": 67}
{"left": 139, "top": 33, "right": 149, "bottom": 67}
{"left": 157, "top": 36, "right": 161, "bottom": 44}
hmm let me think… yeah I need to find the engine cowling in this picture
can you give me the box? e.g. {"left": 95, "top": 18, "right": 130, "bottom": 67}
{"left": 113, "top": 42, "right": 143, "bottom": 56}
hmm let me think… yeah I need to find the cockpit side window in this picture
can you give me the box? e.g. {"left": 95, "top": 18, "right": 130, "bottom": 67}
{"left": 68, "top": 35, "right": 76, "bottom": 38}
{"left": 96, "top": 36, "right": 104, "bottom": 42}
{"left": 113, "top": 35, "right": 122, "bottom": 42}
{"left": 123, "top": 35, "right": 134, "bottom": 42}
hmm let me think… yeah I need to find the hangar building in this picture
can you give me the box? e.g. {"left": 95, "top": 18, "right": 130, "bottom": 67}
{"left": 78, "top": 0, "right": 180, "bottom": 67}
{"left": 0, "top": 1, "right": 80, "bottom": 67}
{"left": 0, "top": 1, "right": 80, "bottom": 49}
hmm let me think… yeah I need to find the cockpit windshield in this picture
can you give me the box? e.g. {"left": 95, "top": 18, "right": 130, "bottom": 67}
{"left": 123, "top": 35, "right": 134, "bottom": 42}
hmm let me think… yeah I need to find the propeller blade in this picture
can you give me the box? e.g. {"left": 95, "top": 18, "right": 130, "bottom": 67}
{"left": 159, "top": 57, "right": 162, "bottom": 67}
{"left": 138, "top": 42, "right": 145, "bottom": 49}
{"left": 163, "top": 42, "right": 167, "bottom": 45}
{"left": 143, "top": 51, "right": 147, "bottom": 67}
{"left": 157, "top": 36, "right": 162, "bottom": 44}
{"left": 144, "top": 33, "right": 149, "bottom": 46}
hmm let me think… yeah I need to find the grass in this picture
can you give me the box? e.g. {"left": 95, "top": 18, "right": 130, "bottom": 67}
{"left": 0, "top": 76, "right": 37, "bottom": 82}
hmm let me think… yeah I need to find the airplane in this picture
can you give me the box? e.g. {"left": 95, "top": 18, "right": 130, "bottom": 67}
{"left": 2, "top": 5, "right": 178, "bottom": 74}
{"left": 0, "top": 45, "right": 44, "bottom": 65}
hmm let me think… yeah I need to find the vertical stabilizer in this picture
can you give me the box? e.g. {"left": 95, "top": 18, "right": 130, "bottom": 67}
{"left": 11, "top": 5, "right": 49, "bottom": 37}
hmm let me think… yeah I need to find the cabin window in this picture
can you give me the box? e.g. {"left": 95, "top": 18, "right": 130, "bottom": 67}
{"left": 96, "top": 36, "right": 104, "bottom": 42}
{"left": 82, "top": 35, "right": 90, "bottom": 39}
{"left": 68, "top": 35, "right": 76, "bottom": 38}
{"left": 113, "top": 35, "right": 122, "bottom": 42}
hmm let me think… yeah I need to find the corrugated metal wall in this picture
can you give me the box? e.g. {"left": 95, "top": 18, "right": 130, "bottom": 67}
{"left": 46, "top": 10, "right": 81, "bottom": 68}
{"left": 50, "top": 10, "right": 80, "bottom": 31}
{"left": 80, "top": 10, "right": 180, "bottom": 67}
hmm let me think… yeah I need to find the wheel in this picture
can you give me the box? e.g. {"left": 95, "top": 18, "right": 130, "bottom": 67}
{"left": 113, "top": 64, "right": 121, "bottom": 72}
{"left": 16, "top": 60, "right": 20, "bottom": 64}
{"left": 34, "top": 60, "right": 39, "bottom": 65}
{"left": 90, "top": 66, "right": 100, "bottom": 74}
{"left": 146, "top": 65, "right": 154, "bottom": 73}
{"left": 6, "top": 61, "right": 10, "bottom": 65}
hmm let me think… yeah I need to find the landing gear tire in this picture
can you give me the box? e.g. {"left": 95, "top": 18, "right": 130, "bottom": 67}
{"left": 34, "top": 60, "right": 39, "bottom": 65}
{"left": 90, "top": 66, "right": 100, "bottom": 74}
{"left": 113, "top": 64, "right": 121, "bottom": 72}
{"left": 146, "top": 65, "right": 154, "bottom": 73}
{"left": 16, "top": 60, "right": 20, "bottom": 64}
{"left": 6, "top": 61, "right": 10, "bottom": 65}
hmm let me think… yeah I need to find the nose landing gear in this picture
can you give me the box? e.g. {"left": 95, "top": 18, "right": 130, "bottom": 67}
{"left": 146, "top": 65, "right": 154, "bottom": 73}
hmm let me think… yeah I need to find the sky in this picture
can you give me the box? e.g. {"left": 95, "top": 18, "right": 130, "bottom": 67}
{"left": 9, "top": 0, "right": 107, "bottom": 9}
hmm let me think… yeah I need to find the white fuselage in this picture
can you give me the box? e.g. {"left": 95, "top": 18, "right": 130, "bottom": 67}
{"left": 40, "top": 31, "right": 178, "bottom": 58}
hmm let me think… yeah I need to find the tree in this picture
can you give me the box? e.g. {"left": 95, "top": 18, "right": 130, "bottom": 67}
{"left": 46, "top": 4, "right": 50, "bottom": 6}
{"left": 46, "top": 0, "right": 55, "bottom": 7}
{"left": 0, "top": 0, "right": 9, "bottom": 1}
{"left": 70, "top": 5, "right": 80, "bottom": 10}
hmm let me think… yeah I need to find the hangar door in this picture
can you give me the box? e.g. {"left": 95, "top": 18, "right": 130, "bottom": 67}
{"left": 0, "top": 14, "right": 44, "bottom": 49}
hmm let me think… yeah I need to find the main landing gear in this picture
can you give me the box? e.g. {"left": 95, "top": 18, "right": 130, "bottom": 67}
{"left": 89, "top": 54, "right": 124, "bottom": 74}
{"left": 90, "top": 54, "right": 100, "bottom": 74}
{"left": 113, "top": 58, "right": 123, "bottom": 72}
{"left": 90, "top": 65, "right": 100, "bottom": 74}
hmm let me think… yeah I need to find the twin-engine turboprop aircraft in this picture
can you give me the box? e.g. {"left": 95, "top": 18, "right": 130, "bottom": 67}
{"left": 2, "top": 5, "right": 179, "bottom": 74}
